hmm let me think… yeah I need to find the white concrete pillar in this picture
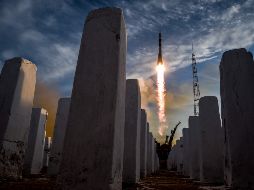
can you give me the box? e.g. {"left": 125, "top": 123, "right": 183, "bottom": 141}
{"left": 140, "top": 109, "right": 147, "bottom": 178}
{"left": 57, "top": 7, "right": 126, "bottom": 190}
{"left": 199, "top": 96, "right": 223, "bottom": 183}
{"left": 48, "top": 98, "right": 70, "bottom": 176}
{"left": 182, "top": 128, "right": 190, "bottom": 176}
{"left": 167, "top": 148, "right": 172, "bottom": 170}
{"left": 151, "top": 138, "right": 155, "bottom": 173}
{"left": 43, "top": 137, "right": 52, "bottom": 168}
{"left": 23, "top": 108, "right": 48, "bottom": 175}
{"left": 146, "top": 123, "right": 152, "bottom": 175}
{"left": 123, "top": 79, "right": 141, "bottom": 184}
{"left": 0, "top": 57, "right": 36, "bottom": 178}
{"left": 168, "top": 145, "right": 177, "bottom": 170}
{"left": 188, "top": 116, "right": 200, "bottom": 180}
{"left": 220, "top": 48, "right": 254, "bottom": 189}
{"left": 154, "top": 144, "right": 159, "bottom": 172}
{"left": 176, "top": 138, "right": 183, "bottom": 174}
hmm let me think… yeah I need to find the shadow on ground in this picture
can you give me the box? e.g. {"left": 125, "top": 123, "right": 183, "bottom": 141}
{"left": 0, "top": 170, "right": 227, "bottom": 190}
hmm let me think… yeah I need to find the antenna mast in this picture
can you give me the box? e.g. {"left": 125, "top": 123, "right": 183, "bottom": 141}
{"left": 192, "top": 44, "right": 200, "bottom": 116}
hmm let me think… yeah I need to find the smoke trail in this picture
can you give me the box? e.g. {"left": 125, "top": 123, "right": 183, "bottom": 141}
{"left": 33, "top": 81, "right": 60, "bottom": 137}
{"left": 156, "top": 64, "right": 167, "bottom": 136}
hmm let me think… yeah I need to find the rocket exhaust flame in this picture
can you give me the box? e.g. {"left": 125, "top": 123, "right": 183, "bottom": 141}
{"left": 156, "top": 64, "right": 167, "bottom": 136}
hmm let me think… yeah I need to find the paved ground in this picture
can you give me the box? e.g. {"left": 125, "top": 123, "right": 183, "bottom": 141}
{"left": 0, "top": 170, "right": 226, "bottom": 190}
{"left": 124, "top": 170, "right": 200, "bottom": 190}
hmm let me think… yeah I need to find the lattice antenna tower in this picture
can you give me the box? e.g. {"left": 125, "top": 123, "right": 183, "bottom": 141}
{"left": 191, "top": 44, "right": 200, "bottom": 116}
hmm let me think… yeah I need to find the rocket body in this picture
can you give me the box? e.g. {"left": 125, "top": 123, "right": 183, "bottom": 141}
{"left": 157, "top": 32, "right": 163, "bottom": 65}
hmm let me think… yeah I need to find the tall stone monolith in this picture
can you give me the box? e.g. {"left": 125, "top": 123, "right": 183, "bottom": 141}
{"left": 43, "top": 137, "right": 51, "bottom": 171}
{"left": 220, "top": 48, "right": 254, "bottom": 189}
{"left": 23, "top": 108, "right": 48, "bottom": 175}
{"left": 57, "top": 7, "right": 126, "bottom": 190}
{"left": 146, "top": 124, "right": 152, "bottom": 175}
{"left": 151, "top": 138, "right": 155, "bottom": 173}
{"left": 188, "top": 116, "right": 200, "bottom": 180}
{"left": 182, "top": 128, "right": 190, "bottom": 176}
{"left": 0, "top": 57, "right": 36, "bottom": 178}
{"left": 176, "top": 138, "right": 183, "bottom": 174}
{"left": 199, "top": 96, "right": 223, "bottom": 183}
{"left": 140, "top": 109, "right": 147, "bottom": 178}
{"left": 168, "top": 145, "right": 177, "bottom": 170}
{"left": 123, "top": 79, "right": 141, "bottom": 184}
{"left": 48, "top": 98, "right": 70, "bottom": 176}
{"left": 154, "top": 147, "right": 159, "bottom": 172}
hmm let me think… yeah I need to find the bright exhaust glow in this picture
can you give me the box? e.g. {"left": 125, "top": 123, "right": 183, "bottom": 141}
{"left": 156, "top": 64, "right": 167, "bottom": 136}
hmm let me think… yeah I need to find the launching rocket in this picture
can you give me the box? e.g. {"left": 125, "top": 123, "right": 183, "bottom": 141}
{"left": 157, "top": 32, "right": 163, "bottom": 65}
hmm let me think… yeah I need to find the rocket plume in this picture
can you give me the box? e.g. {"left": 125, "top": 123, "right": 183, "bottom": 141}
{"left": 156, "top": 64, "right": 167, "bottom": 136}
{"left": 156, "top": 32, "right": 167, "bottom": 136}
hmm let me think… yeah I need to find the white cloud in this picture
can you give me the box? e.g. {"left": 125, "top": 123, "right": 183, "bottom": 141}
{"left": 36, "top": 43, "right": 78, "bottom": 81}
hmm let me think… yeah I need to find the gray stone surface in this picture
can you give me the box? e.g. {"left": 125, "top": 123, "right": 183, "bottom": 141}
{"left": 168, "top": 145, "right": 177, "bottom": 170}
{"left": 48, "top": 98, "right": 70, "bottom": 176}
{"left": 199, "top": 96, "right": 223, "bottom": 183}
{"left": 123, "top": 79, "right": 141, "bottom": 184}
{"left": 154, "top": 146, "right": 159, "bottom": 172}
{"left": 220, "top": 48, "right": 254, "bottom": 189}
{"left": 0, "top": 57, "right": 37, "bottom": 178}
{"left": 23, "top": 108, "right": 48, "bottom": 175}
{"left": 57, "top": 7, "right": 126, "bottom": 190}
{"left": 182, "top": 128, "right": 190, "bottom": 176}
{"left": 146, "top": 124, "right": 152, "bottom": 175}
{"left": 176, "top": 138, "right": 183, "bottom": 173}
{"left": 151, "top": 137, "right": 155, "bottom": 173}
{"left": 43, "top": 137, "right": 52, "bottom": 168}
{"left": 140, "top": 109, "right": 147, "bottom": 178}
{"left": 188, "top": 116, "right": 200, "bottom": 180}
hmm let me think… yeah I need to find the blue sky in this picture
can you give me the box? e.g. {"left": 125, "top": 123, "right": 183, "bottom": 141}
{"left": 0, "top": 0, "right": 254, "bottom": 142}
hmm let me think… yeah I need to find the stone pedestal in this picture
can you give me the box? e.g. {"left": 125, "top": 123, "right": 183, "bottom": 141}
{"left": 182, "top": 128, "right": 190, "bottom": 176}
{"left": 140, "top": 109, "right": 147, "bottom": 178}
{"left": 123, "top": 79, "right": 141, "bottom": 184}
{"left": 0, "top": 57, "right": 36, "bottom": 178}
{"left": 199, "top": 96, "right": 223, "bottom": 183}
{"left": 220, "top": 48, "right": 254, "bottom": 189}
{"left": 48, "top": 98, "right": 70, "bottom": 176}
{"left": 57, "top": 7, "right": 126, "bottom": 190}
{"left": 23, "top": 108, "right": 48, "bottom": 175}
{"left": 188, "top": 116, "right": 200, "bottom": 180}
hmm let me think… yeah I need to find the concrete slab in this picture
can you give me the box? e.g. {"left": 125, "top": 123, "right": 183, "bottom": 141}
{"left": 176, "top": 138, "right": 183, "bottom": 174}
{"left": 220, "top": 48, "right": 254, "bottom": 189}
{"left": 140, "top": 109, "right": 147, "bottom": 178}
{"left": 151, "top": 137, "right": 155, "bottom": 173}
{"left": 168, "top": 145, "right": 177, "bottom": 170}
{"left": 48, "top": 98, "right": 70, "bottom": 176}
{"left": 57, "top": 7, "right": 126, "bottom": 190}
{"left": 199, "top": 96, "right": 223, "bottom": 183}
{"left": 188, "top": 116, "right": 200, "bottom": 180}
{"left": 154, "top": 145, "right": 159, "bottom": 172}
{"left": 23, "top": 108, "right": 48, "bottom": 175}
{"left": 146, "top": 124, "right": 152, "bottom": 175}
{"left": 43, "top": 137, "right": 51, "bottom": 168}
{"left": 0, "top": 57, "right": 36, "bottom": 178}
{"left": 182, "top": 128, "right": 190, "bottom": 177}
{"left": 123, "top": 79, "right": 141, "bottom": 184}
